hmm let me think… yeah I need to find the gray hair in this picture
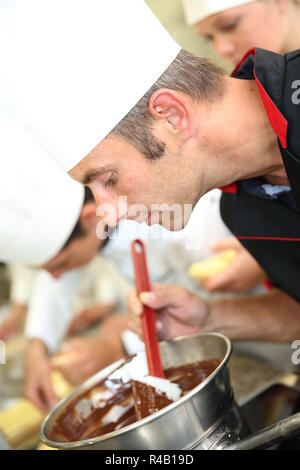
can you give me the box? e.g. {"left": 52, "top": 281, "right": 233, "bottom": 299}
{"left": 111, "top": 49, "right": 225, "bottom": 160}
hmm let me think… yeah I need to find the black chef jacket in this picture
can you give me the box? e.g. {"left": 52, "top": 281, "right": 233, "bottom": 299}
{"left": 220, "top": 48, "right": 300, "bottom": 303}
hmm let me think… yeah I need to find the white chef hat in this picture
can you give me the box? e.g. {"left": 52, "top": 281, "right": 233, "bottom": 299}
{"left": 0, "top": 114, "right": 84, "bottom": 266}
{"left": 182, "top": 0, "right": 253, "bottom": 25}
{"left": 0, "top": 0, "right": 180, "bottom": 173}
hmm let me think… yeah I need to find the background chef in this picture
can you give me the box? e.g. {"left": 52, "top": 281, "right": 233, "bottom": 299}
{"left": 181, "top": 0, "right": 300, "bottom": 295}
{"left": 182, "top": 0, "right": 300, "bottom": 67}
{"left": 0, "top": 115, "right": 84, "bottom": 270}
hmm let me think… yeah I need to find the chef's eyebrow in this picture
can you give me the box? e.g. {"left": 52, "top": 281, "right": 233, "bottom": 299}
{"left": 82, "top": 165, "right": 114, "bottom": 185}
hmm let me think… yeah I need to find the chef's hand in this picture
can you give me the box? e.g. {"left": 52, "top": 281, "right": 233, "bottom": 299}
{"left": 202, "top": 238, "right": 266, "bottom": 292}
{"left": 23, "top": 339, "right": 58, "bottom": 412}
{"left": 51, "top": 335, "right": 125, "bottom": 386}
{"left": 127, "top": 284, "right": 211, "bottom": 341}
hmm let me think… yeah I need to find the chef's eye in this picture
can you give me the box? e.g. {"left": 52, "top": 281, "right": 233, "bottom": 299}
{"left": 104, "top": 173, "right": 117, "bottom": 187}
{"left": 220, "top": 17, "right": 241, "bottom": 32}
{"left": 204, "top": 34, "right": 213, "bottom": 42}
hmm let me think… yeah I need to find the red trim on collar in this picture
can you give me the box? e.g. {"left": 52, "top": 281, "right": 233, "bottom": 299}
{"left": 232, "top": 48, "right": 288, "bottom": 149}
{"left": 238, "top": 236, "right": 300, "bottom": 241}
{"left": 264, "top": 279, "right": 274, "bottom": 291}
{"left": 231, "top": 48, "right": 255, "bottom": 77}
{"left": 219, "top": 183, "right": 238, "bottom": 193}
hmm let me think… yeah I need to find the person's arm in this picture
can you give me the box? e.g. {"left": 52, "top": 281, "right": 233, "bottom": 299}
{"left": 128, "top": 284, "right": 300, "bottom": 344}
{"left": 23, "top": 269, "right": 82, "bottom": 410}
{"left": 52, "top": 315, "right": 129, "bottom": 385}
{"left": 67, "top": 304, "right": 115, "bottom": 335}
{"left": 208, "top": 288, "right": 300, "bottom": 343}
{"left": 23, "top": 338, "right": 58, "bottom": 412}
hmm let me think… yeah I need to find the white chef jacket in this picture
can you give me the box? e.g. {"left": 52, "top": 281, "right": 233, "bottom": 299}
{"left": 8, "top": 265, "right": 37, "bottom": 305}
{"left": 25, "top": 268, "right": 83, "bottom": 353}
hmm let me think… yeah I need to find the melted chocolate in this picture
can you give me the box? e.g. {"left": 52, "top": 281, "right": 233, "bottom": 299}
{"left": 132, "top": 380, "right": 173, "bottom": 420}
{"left": 52, "top": 358, "right": 219, "bottom": 442}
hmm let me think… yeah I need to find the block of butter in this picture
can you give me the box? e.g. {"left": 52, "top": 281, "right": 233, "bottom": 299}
{"left": 188, "top": 249, "right": 236, "bottom": 281}
{"left": 0, "top": 371, "right": 73, "bottom": 450}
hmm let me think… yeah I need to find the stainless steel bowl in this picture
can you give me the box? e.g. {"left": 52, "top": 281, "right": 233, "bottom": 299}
{"left": 40, "top": 332, "right": 249, "bottom": 450}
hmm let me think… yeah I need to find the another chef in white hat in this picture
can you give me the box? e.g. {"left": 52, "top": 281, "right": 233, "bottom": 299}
{"left": 2, "top": 0, "right": 300, "bottom": 346}
{"left": 182, "top": 0, "right": 254, "bottom": 26}
{"left": 0, "top": 113, "right": 107, "bottom": 412}
{"left": 181, "top": 0, "right": 300, "bottom": 296}
{"left": 181, "top": 0, "right": 300, "bottom": 66}
{"left": 0, "top": 114, "right": 84, "bottom": 266}
{"left": 181, "top": 0, "right": 258, "bottom": 66}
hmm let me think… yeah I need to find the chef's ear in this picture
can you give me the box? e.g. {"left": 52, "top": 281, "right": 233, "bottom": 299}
{"left": 148, "top": 89, "right": 193, "bottom": 140}
{"left": 79, "top": 202, "right": 98, "bottom": 231}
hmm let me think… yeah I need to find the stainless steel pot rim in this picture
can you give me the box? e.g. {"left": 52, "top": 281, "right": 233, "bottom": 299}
{"left": 41, "top": 332, "right": 232, "bottom": 449}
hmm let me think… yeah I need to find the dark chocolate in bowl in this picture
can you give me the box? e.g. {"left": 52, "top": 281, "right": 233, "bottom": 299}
{"left": 41, "top": 333, "right": 241, "bottom": 450}
{"left": 51, "top": 358, "right": 220, "bottom": 442}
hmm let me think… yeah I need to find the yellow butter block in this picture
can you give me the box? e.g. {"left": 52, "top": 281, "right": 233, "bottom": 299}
{"left": 0, "top": 399, "right": 44, "bottom": 449}
{"left": 36, "top": 442, "right": 57, "bottom": 450}
{"left": 188, "top": 249, "right": 236, "bottom": 281}
{"left": 0, "top": 371, "right": 73, "bottom": 449}
{"left": 51, "top": 370, "right": 74, "bottom": 399}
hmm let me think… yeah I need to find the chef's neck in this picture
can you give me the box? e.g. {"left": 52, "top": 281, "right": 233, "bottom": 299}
{"left": 281, "top": 4, "right": 300, "bottom": 55}
{"left": 199, "top": 76, "right": 289, "bottom": 193}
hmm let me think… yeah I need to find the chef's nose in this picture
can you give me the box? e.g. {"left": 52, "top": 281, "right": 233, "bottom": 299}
{"left": 213, "top": 36, "right": 236, "bottom": 63}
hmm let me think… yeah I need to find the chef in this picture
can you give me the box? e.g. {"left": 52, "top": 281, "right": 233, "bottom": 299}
{"left": 180, "top": 0, "right": 300, "bottom": 294}
{"left": 181, "top": 0, "right": 300, "bottom": 67}
{"left": 0, "top": 114, "right": 84, "bottom": 267}
{"left": 1, "top": 0, "right": 300, "bottom": 344}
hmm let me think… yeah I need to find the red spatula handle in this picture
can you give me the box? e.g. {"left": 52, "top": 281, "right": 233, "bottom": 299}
{"left": 131, "top": 239, "right": 165, "bottom": 378}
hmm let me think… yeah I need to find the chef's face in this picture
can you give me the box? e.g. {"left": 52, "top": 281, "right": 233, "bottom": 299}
{"left": 69, "top": 134, "right": 201, "bottom": 231}
{"left": 195, "top": 1, "right": 290, "bottom": 66}
{"left": 40, "top": 203, "right": 103, "bottom": 278}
